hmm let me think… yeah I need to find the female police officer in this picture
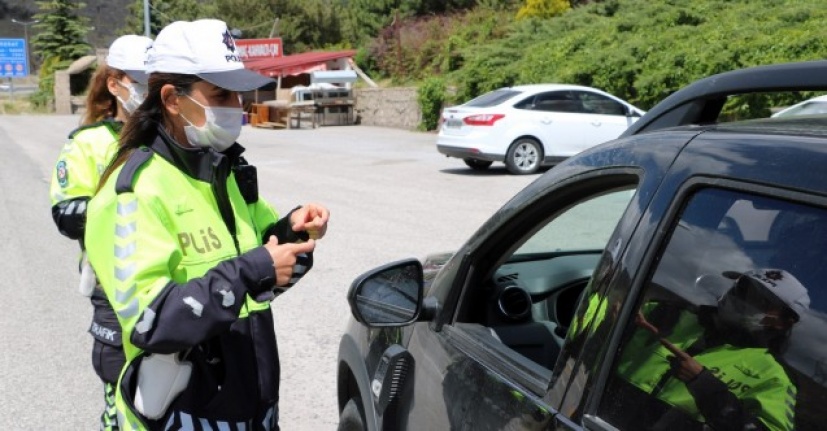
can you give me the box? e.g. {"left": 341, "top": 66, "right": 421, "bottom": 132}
{"left": 49, "top": 34, "right": 153, "bottom": 431}
{"left": 85, "top": 19, "right": 329, "bottom": 430}
{"left": 605, "top": 268, "right": 807, "bottom": 430}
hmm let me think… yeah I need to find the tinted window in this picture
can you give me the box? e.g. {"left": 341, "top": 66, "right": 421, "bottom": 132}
{"left": 573, "top": 91, "right": 627, "bottom": 116}
{"left": 464, "top": 89, "right": 522, "bottom": 108}
{"left": 599, "top": 187, "right": 827, "bottom": 431}
{"left": 515, "top": 91, "right": 586, "bottom": 113}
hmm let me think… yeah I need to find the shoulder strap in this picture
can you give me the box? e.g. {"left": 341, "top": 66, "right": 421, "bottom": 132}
{"left": 115, "top": 147, "right": 153, "bottom": 194}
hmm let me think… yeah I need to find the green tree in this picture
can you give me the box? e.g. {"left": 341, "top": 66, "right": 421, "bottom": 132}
{"left": 338, "top": 0, "right": 500, "bottom": 46}
{"left": 30, "top": 0, "right": 92, "bottom": 109}
{"left": 31, "top": 0, "right": 91, "bottom": 62}
{"left": 260, "top": 0, "right": 346, "bottom": 54}
{"left": 339, "top": 0, "right": 401, "bottom": 47}
{"left": 123, "top": 0, "right": 216, "bottom": 37}
{"left": 516, "top": 0, "right": 571, "bottom": 19}
{"left": 264, "top": 0, "right": 311, "bottom": 53}
{"left": 406, "top": 0, "right": 482, "bottom": 14}
{"left": 212, "top": 0, "right": 277, "bottom": 39}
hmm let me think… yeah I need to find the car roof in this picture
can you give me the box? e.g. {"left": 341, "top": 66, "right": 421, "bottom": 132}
{"left": 506, "top": 83, "right": 606, "bottom": 93}
{"left": 621, "top": 60, "right": 827, "bottom": 137}
{"left": 715, "top": 115, "right": 827, "bottom": 136}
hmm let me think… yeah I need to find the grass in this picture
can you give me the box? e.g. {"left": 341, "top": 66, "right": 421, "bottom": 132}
{"left": 0, "top": 95, "right": 49, "bottom": 114}
{"left": 0, "top": 76, "right": 47, "bottom": 114}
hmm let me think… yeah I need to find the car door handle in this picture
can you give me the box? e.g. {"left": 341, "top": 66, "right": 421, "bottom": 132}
{"left": 591, "top": 122, "right": 602, "bottom": 127}
{"left": 542, "top": 117, "right": 553, "bottom": 124}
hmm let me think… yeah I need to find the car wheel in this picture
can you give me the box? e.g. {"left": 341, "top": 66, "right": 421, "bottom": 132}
{"left": 337, "top": 397, "right": 366, "bottom": 431}
{"left": 463, "top": 158, "right": 493, "bottom": 171}
{"left": 505, "top": 138, "right": 542, "bottom": 175}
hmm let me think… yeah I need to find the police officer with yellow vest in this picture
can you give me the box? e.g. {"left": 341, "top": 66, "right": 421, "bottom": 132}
{"left": 49, "top": 34, "right": 153, "bottom": 431}
{"left": 604, "top": 268, "right": 808, "bottom": 431}
{"left": 85, "top": 19, "right": 329, "bottom": 430}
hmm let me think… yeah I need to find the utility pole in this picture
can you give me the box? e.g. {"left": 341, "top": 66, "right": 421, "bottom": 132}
{"left": 143, "top": 0, "right": 150, "bottom": 36}
{"left": 11, "top": 18, "right": 38, "bottom": 75}
{"left": 269, "top": 17, "right": 280, "bottom": 38}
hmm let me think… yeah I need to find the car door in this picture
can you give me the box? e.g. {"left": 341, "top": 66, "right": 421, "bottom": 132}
{"left": 515, "top": 91, "right": 598, "bottom": 157}
{"left": 569, "top": 90, "right": 637, "bottom": 150}
{"left": 395, "top": 171, "right": 643, "bottom": 430}
{"left": 555, "top": 180, "right": 827, "bottom": 431}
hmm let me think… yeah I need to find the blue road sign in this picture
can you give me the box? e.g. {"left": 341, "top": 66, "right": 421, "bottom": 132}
{"left": 0, "top": 39, "right": 28, "bottom": 77}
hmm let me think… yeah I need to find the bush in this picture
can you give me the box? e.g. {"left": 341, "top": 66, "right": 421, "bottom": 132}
{"left": 398, "top": 0, "right": 827, "bottom": 120}
{"left": 417, "top": 77, "right": 446, "bottom": 131}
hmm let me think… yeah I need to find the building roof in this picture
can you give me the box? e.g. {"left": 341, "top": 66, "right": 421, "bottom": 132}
{"left": 244, "top": 50, "right": 357, "bottom": 77}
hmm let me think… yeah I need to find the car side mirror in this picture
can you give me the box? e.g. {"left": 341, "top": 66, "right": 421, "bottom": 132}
{"left": 347, "top": 258, "right": 424, "bottom": 327}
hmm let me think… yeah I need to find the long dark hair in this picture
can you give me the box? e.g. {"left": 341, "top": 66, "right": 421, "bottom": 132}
{"left": 98, "top": 73, "right": 201, "bottom": 191}
{"left": 82, "top": 64, "right": 123, "bottom": 125}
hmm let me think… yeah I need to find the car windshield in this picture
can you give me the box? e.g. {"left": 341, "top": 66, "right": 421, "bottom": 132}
{"left": 775, "top": 101, "right": 827, "bottom": 117}
{"left": 464, "top": 89, "right": 521, "bottom": 108}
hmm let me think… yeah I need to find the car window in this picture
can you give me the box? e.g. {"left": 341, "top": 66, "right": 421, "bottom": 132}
{"left": 515, "top": 189, "right": 636, "bottom": 255}
{"left": 598, "top": 187, "right": 827, "bottom": 431}
{"left": 457, "top": 185, "right": 636, "bottom": 372}
{"left": 465, "top": 89, "right": 522, "bottom": 108}
{"left": 516, "top": 91, "right": 586, "bottom": 113}
{"left": 573, "top": 91, "right": 627, "bottom": 116}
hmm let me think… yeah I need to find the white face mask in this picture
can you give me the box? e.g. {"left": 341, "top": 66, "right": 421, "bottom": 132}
{"left": 180, "top": 94, "right": 243, "bottom": 152}
{"left": 116, "top": 81, "right": 146, "bottom": 114}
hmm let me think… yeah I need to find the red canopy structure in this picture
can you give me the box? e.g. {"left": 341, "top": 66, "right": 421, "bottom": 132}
{"left": 244, "top": 50, "right": 357, "bottom": 78}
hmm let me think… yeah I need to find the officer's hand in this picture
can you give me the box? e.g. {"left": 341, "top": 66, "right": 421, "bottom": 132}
{"left": 290, "top": 203, "right": 329, "bottom": 240}
{"left": 635, "top": 311, "right": 660, "bottom": 335}
{"left": 637, "top": 311, "right": 704, "bottom": 382}
{"left": 264, "top": 235, "right": 316, "bottom": 287}
{"left": 668, "top": 347, "right": 704, "bottom": 382}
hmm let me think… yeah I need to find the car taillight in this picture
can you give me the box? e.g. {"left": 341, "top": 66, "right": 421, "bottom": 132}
{"left": 463, "top": 114, "right": 505, "bottom": 126}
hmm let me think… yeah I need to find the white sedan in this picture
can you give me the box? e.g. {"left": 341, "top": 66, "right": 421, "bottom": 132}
{"left": 437, "top": 84, "right": 645, "bottom": 174}
{"left": 772, "top": 95, "right": 827, "bottom": 118}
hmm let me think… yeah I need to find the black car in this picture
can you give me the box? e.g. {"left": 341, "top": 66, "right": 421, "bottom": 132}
{"left": 337, "top": 61, "right": 827, "bottom": 431}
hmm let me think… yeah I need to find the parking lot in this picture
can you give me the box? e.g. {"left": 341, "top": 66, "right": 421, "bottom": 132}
{"left": 0, "top": 115, "right": 536, "bottom": 429}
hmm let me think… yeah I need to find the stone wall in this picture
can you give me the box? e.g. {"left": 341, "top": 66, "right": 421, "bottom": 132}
{"left": 354, "top": 87, "right": 421, "bottom": 130}
{"left": 54, "top": 53, "right": 101, "bottom": 115}
{"left": 54, "top": 71, "right": 72, "bottom": 115}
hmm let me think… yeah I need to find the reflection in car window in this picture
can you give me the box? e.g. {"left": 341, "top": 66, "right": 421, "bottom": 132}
{"left": 465, "top": 89, "right": 522, "bottom": 108}
{"left": 515, "top": 189, "right": 636, "bottom": 255}
{"left": 599, "top": 187, "right": 827, "bottom": 431}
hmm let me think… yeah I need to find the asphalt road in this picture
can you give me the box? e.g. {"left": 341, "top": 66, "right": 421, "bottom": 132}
{"left": 0, "top": 115, "right": 537, "bottom": 430}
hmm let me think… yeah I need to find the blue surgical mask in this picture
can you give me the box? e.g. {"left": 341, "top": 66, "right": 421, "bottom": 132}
{"left": 180, "top": 94, "right": 243, "bottom": 152}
